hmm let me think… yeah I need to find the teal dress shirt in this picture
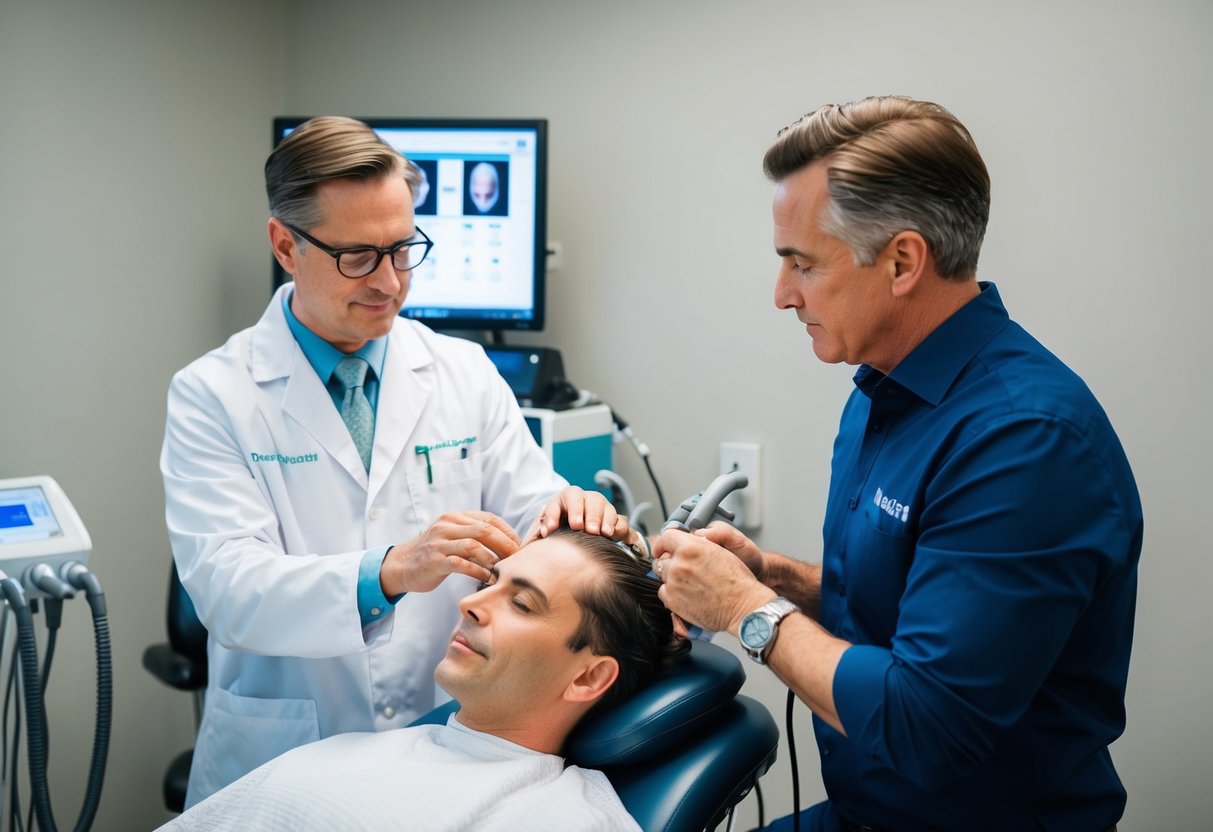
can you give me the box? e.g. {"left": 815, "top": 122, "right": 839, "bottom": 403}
{"left": 282, "top": 290, "right": 400, "bottom": 629}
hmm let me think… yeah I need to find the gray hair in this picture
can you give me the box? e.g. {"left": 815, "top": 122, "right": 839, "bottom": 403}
{"left": 763, "top": 96, "right": 990, "bottom": 279}
{"left": 265, "top": 116, "right": 423, "bottom": 230}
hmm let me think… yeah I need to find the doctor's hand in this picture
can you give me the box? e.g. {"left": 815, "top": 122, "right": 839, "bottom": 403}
{"left": 523, "top": 486, "right": 635, "bottom": 546}
{"left": 381, "top": 511, "right": 522, "bottom": 597}
{"left": 652, "top": 528, "right": 775, "bottom": 637}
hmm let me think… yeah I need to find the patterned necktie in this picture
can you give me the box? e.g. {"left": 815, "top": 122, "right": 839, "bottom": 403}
{"left": 333, "top": 356, "right": 374, "bottom": 471}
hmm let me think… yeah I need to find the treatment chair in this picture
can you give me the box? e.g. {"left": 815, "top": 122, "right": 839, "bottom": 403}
{"left": 146, "top": 566, "right": 781, "bottom": 828}
{"left": 142, "top": 560, "right": 207, "bottom": 813}
{"left": 411, "top": 640, "right": 780, "bottom": 832}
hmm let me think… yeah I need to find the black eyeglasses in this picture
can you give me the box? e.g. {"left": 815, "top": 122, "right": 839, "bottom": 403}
{"left": 285, "top": 223, "right": 433, "bottom": 278}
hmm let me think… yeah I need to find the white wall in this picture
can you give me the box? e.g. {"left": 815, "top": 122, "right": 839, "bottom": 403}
{"left": 0, "top": 2, "right": 282, "bottom": 829}
{"left": 1, "top": 0, "right": 1209, "bottom": 828}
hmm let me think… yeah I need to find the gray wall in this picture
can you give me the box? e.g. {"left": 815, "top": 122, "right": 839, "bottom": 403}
{"left": 0, "top": 2, "right": 282, "bottom": 830}
{"left": 1, "top": 0, "right": 1209, "bottom": 828}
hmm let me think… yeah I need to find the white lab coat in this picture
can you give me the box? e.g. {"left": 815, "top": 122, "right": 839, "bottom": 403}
{"left": 160, "top": 284, "right": 566, "bottom": 807}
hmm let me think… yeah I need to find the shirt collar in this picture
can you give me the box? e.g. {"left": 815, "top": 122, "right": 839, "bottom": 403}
{"left": 282, "top": 287, "right": 388, "bottom": 383}
{"left": 854, "top": 282, "right": 1010, "bottom": 406}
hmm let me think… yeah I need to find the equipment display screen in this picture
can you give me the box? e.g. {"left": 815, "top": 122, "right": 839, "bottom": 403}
{"left": 273, "top": 117, "right": 548, "bottom": 333}
{"left": 486, "top": 348, "right": 541, "bottom": 397}
{"left": 0, "top": 486, "right": 64, "bottom": 545}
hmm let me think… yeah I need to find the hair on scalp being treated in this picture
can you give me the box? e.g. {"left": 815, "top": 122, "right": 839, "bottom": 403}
{"left": 547, "top": 527, "right": 688, "bottom": 710}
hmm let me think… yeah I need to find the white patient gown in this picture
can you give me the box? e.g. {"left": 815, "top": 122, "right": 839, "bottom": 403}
{"left": 158, "top": 715, "right": 640, "bottom": 831}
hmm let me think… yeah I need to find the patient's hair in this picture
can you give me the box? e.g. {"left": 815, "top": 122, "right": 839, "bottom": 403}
{"left": 265, "top": 115, "right": 423, "bottom": 230}
{"left": 548, "top": 527, "right": 688, "bottom": 710}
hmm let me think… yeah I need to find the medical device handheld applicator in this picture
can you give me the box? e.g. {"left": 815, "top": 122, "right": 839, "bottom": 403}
{"left": 658, "top": 472, "right": 750, "bottom": 640}
{"left": 661, "top": 471, "right": 749, "bottom": 533}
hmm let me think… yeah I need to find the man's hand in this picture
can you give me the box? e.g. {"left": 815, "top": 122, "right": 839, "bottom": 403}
{"left": 523, "top": 486, "right": 634, "bottom": 544}
{"left": 696, "top": 522, "right": 767, "bottom": 581}
{"left": 381, "top": 511, "right": 522, "bottom": 597}
{"left": 652, "top": 528, "right": 775, "bottom": 636}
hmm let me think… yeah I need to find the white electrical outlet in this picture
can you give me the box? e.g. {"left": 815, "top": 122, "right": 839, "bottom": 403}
{"left": 718, "top": 442, "right": 762, "bottom": 530}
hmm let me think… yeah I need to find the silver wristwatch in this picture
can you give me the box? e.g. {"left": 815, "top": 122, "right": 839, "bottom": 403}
{"left": 738, "top": 598, "right": 800, "bottom": 665}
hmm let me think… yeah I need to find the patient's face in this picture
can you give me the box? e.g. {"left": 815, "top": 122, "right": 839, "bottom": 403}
{"left": 435, "top": 536, "right": 597, "bottom": 714}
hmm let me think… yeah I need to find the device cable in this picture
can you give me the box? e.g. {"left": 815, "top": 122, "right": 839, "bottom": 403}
{"left": 24, "top": 598, "right": 65, "bottom": 832}
{"left": 6, "top": 653, "right": 24, "bottom": 832}
{"left": 0, "top": 605, "right": 10, "bottom": 831}
{"left": 787, "top": 688, "right": 801, "bottom": 832}
{"left": 38, "top": 600, "right": 62, "bottom": 697}
{"left": 58, "top": 563, "right": 111, "bottom": 832}
{"left": 0, "top": 578, "right": 51, "bottom": 832}
{"left": 607, "top": 409, "right": 669, "bottom": 519}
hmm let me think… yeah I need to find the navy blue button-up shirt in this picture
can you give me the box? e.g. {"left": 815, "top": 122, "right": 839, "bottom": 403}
{"left": 818, "top": 283, "right": 1142, "bottom": 831}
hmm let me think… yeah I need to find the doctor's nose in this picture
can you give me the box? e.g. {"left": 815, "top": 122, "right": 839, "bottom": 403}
{"left": 364, "top": 254, "right": 403, "bottom": 295}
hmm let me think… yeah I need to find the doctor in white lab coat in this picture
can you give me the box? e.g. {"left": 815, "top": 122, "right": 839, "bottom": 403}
{"left": 160, "top": 116, "right": 627, "bottom": 807}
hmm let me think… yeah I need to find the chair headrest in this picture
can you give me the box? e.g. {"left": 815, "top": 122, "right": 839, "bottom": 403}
{"left": 565, "top": 640, "right": 745, "bottom": 768}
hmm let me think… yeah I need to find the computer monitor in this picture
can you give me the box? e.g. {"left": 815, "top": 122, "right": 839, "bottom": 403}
{"left": 272, "top": 117, "right": 548, "bottom": 333}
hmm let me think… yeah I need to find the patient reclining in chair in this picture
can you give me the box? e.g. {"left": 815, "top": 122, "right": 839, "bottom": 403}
{"left": 160, "top": 527, "right": 687, "bottom": 832}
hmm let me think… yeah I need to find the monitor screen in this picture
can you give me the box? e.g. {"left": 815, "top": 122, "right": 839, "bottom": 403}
{"left": 0, "top": 486, "right": 64, "bottom": 546}
{"left": 272, "top": 117, "right": 548, "bottom": 332}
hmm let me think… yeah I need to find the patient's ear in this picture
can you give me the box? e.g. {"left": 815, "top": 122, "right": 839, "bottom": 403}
{"left": 565, "top": 656, "right": 619, "bottom": 704}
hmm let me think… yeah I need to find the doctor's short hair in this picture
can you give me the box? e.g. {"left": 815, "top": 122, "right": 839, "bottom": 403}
{"left": 265, "top": 116, "right": 423, "bottom": 230}
{"left": 549, "top": 527, "right": 688, "bottom": 711}
{"left": 763, "top": 96, "right": 990, "bottom": 279}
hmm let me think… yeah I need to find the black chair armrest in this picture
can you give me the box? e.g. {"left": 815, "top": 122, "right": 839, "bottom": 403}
{"left": 143, "top": 643, "right": 207, "bottom": 691}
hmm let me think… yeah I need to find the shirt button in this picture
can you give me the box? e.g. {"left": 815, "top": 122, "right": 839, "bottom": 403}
{"left": 369, "top": 508, "right": 383, "bottom": 520}
{"left": 847, "top": 497, "right": 858, "bottom": 510}
{"left": 383, "top": 705, "right": 395, "bottom": 719}
{"left": 370, "top": 607, "right": 382, "bottom": 617}
{"left": 837, "top": 583, "right": 847, "bottom": 597}
{"left": 872, "top": 423, "right": 883, "bottom": 433}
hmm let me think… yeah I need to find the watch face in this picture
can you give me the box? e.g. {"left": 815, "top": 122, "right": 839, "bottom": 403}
{"left": 740, "top": 614, "right": 774, "bottom": 649}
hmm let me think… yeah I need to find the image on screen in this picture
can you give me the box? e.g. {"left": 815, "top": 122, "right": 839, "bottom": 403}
{"left": 273, "top": 118, "right": 548, "bottom": 332}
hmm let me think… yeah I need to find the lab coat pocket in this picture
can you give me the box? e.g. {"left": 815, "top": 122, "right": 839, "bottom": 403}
{"left": 417, "top": 452, "right": 484, "bottom": 521}
{"left": 192, "top": 686, "right": 320, "bottom": 800}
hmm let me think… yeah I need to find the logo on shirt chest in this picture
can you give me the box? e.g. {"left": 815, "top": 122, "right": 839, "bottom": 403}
{"left": 873, "top": 486, "right": 910, "bottom": 523}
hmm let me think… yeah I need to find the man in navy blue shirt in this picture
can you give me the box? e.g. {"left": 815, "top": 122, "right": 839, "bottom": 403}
{"left": 653, "top": 97, "right": 1141, "bottom": 832}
